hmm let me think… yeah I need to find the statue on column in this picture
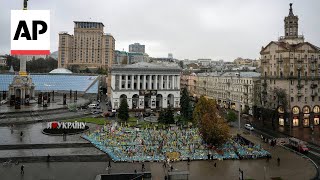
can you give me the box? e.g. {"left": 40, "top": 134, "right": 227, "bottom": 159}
{"left": 23, "top": 0, "right": 28, "bottom": 10}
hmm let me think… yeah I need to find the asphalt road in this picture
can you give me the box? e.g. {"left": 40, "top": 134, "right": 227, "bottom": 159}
{"left": 234, "top": 120, "right": 320, "bottom": 180}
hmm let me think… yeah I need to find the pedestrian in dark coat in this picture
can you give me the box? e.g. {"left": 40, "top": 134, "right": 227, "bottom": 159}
{"left": 20, "top": 165, "right": 24, "bottom": 174}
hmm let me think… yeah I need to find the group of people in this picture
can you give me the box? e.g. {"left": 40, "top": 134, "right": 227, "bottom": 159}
{"left": 261, "top": 135, "right": 277, "bottom": 147}
{"left": 83, "top": 123, "right": 271, "bottom": 162}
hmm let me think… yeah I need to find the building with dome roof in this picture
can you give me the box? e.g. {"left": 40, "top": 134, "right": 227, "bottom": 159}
{"left": 49, "top": 68, "right": 73, "bottom": 74}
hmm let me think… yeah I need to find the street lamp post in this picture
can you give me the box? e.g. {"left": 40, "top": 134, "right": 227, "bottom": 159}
{"left": 237, "top": 72, "right": 241, "bottom": 132}
{"left": 239, "top": 168, "right": 244, "bottom": 180}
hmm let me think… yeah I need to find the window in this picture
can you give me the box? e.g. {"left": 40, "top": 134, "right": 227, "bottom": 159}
{"left": 305, "top": 97, "right": 307, "bottom": 102}
{"left": 291, "top": 97, "right": 294, "bottom": 102}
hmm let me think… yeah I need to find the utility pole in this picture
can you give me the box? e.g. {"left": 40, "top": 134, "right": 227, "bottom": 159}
{"left": 238, "top": 71, "right": 241, "bottom": 132}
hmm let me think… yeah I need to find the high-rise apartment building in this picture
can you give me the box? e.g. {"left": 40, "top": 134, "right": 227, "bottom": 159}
{"left": 260, "top": 4, "right": 320, "bottom": 128}
{"left": 129, "top": 43, "right": 145, "bottom": 53}
{"left": 58, "top": 21, "right": 115, "bottom": 70}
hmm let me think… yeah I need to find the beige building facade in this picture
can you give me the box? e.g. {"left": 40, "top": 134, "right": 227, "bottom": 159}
{"left": 182, "top": 72, "right": 260, "bottom": 114}
{"left": 197, "top": 72, "right": 260, "bottom": 114}
{"left": 260, "top": 4, "right": 320, "bottom": 128}
{"left": 58, "top": 21, "right": 115, "bottom": 70}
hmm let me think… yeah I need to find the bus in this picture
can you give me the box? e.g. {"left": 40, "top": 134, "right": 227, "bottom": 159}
{"left": 289, "top": 138, "right": 309, "bottom": 153}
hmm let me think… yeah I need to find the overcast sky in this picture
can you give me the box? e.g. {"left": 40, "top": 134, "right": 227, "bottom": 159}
{"left": 0, "top": 0, "right": 319, "bottom": 61}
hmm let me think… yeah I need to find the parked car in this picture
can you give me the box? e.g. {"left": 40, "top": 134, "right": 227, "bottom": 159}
{"left": 289, "top": 138, "right": 309, "bottom": 153}
{"left": 88, "top": 104, "right": 97, "bottom": 108}
{"left": 245, "top": 124, "right": 254, "bottom": 131}
{"left": 111, "top": 109, "right": 116, "bottom": 113}
{"left": 91, "top": 110, "right": 102, "bottom": 114}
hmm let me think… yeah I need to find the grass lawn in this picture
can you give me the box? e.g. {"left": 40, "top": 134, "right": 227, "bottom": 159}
{"left": 65, "top": 117, "right": 109, "bottom": 125}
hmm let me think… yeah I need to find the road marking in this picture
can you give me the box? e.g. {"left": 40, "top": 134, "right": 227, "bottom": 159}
{"left": 309, "top": 150, "right": 320, "bottom": 157}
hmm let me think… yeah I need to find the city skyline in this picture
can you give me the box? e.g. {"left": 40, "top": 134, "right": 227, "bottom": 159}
{"left": 0, "top": 0, "right": 319, "bottom": 61}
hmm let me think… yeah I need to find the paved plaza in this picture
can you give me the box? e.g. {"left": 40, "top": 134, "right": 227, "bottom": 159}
{"left": 0, "top": 122, "right": 317, "bottom": 180}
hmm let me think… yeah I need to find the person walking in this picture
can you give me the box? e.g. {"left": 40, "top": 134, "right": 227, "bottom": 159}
{"left": 47, "top": 154, "right": 50, "bottom": 162}
{"left": 142, "top": 163, "right": 145, "bottom": 171}
{"left": 214, "top": 162, "right": 217, "bottom": 167}
{"left": 277, "top": 157, "right": 280, "bottom": 166}
{"left": 108, "top": 160, "right": 111, "bottom": 169}
{"left": 170, "top": 165, "right": 173, "bottom": 172}
{"left": 20, "top": 165, "right": 24, "bottom": 174}
{"left": 187, "top": 157, "right": 190, "bottom": 165}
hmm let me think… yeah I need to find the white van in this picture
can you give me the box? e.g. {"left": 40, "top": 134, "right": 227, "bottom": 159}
{"left": 88, "top": 104, "right": 97, "bottom": 108}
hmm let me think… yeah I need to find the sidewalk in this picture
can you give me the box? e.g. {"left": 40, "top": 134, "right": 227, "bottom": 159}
{"left": 0, "top": 126, "right": 316, "bottom": 180}
{"left": 252, "top": 119, "right": 320, "bottom": 146}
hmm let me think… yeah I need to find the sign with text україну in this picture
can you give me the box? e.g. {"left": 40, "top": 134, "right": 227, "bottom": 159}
{"left": 11, "top": 10, "right": 50, "bottom": 55}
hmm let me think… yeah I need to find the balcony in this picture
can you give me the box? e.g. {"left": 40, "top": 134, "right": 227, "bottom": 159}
{"left": 261, "top": 59, "right": 267, "bottom": 64}
{"left": 311, "top": 83, "right": 318, "bottom": 89}
{"left": 297, "top": 84, "right": 304, "bottom": 89}
{"left": 244, "top": 92, "right": 248, "bottom": 96}
{"left": 297, "top": 66, "right": 302, "bottom": 71}
{"left": 297, "top": 91, "right": 303, "bottom": 97}
{"left": 262, "top": 90, "right": 267, "bottom": 95}
{"left": 277, "top": 58, "right": 283, "bottom": 63}
{"left": 311, "top": 66, "right": 317, "bottom": 71}
{"left": 311, "top": 92, "right": 318, "bottom": 97}
{"left": 311, "top": 58, "right": 317, "bottom": 63}
{"left": 262, "top": 82, "right": 267, "bottom": 87}
{"left": 297, "top": 59, "right": 303, "bottom": 63}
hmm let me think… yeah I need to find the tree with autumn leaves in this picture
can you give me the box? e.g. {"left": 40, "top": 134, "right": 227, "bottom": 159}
{"left": 193, "top": 96, "right": 230, "bottom": 146}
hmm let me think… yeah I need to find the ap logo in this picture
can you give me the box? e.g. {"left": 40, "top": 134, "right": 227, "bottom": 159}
{"left": 11, "top": 10, "right": 50, "bottom": 55}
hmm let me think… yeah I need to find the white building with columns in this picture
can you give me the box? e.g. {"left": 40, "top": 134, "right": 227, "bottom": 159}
{"left": 110, "top": 62, "right": 181, "bottom": 110}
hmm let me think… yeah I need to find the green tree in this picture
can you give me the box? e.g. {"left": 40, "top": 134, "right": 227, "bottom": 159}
{"left": 193, "top": 96, "right": 215, "bottom": 125}
{"left": 200, "top": 112, "right": 230, "bottom": 146}
{"left": 158, "top": 106, "right": 175, "bottom": 124}
{"left": 118, "top": 98, "right": 129, "bottom": 121}
{"left": 165, "top": 105, "right": 175, "bottom": 124}
{"left": 26, "top": 57, "right": 58, "bottom": 73}
{"left": 158, "top": 109, "right": 166, "bottom": 124}
{"left": 5, "top": 55, "right": 20, "bottom": 71}
{"left": 84, "top": 67, "right": 91, "bottom": 73}
{"left": 226, "top": 110, "right": 237, "bottom": 123}
{"left": 193, "top": 96, "right": 230, "bottom": 146}
{"left": 180, "top": 88, "right": 193, "bottom": 121}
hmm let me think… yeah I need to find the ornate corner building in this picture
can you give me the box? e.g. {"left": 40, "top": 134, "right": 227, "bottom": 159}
{"left": 260, "top": 4, "right": 320, "bottom": 128}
